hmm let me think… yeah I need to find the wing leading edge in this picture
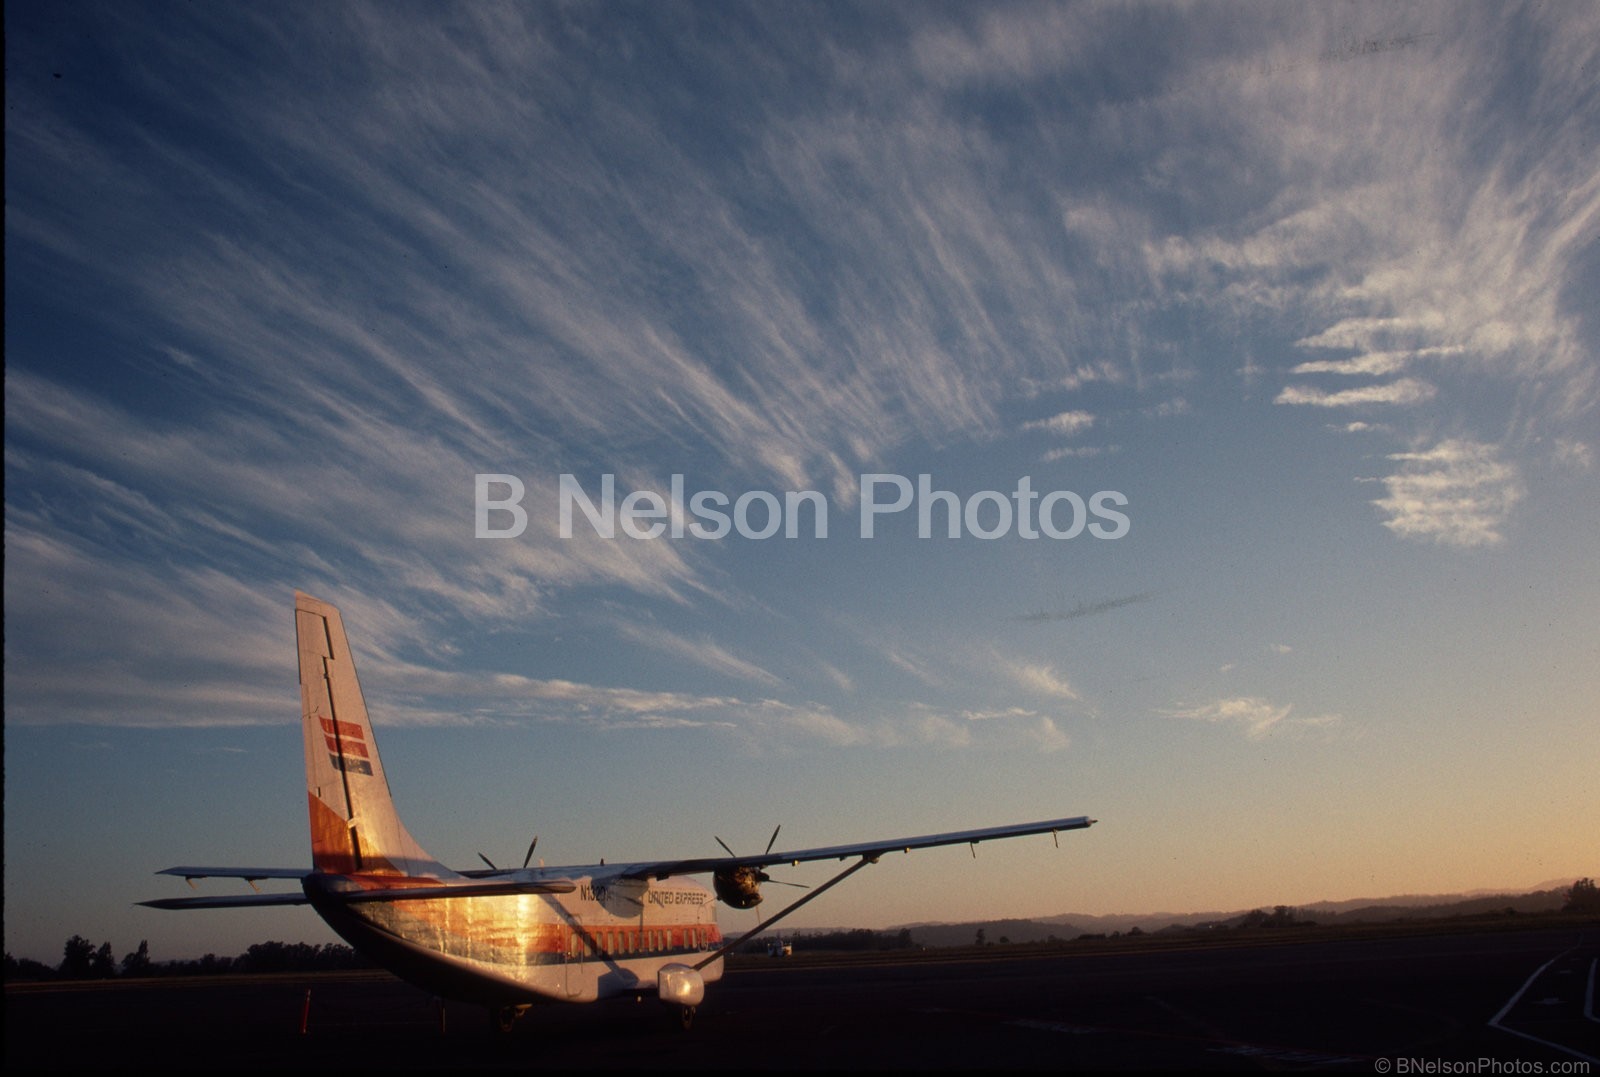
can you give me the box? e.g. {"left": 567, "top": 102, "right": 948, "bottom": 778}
{"left": 614, "top": 814, "right": 1096, "bottom": 882}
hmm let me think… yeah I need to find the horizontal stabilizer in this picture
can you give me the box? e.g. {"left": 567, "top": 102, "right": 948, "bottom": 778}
{"left": 157, "top": 866, "right": 311, "bottom": 882}
{"left": 143, "top": 874, "right": 578, "bottom": 909}
{"left": 140, "top": 892, "right": 309, "bottom": 910}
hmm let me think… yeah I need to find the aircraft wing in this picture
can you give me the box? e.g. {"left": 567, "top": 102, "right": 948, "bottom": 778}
{"left": 142, "top": 866, "right": 578, "bottom": 910}
{"left": 612, "top": 814, "right": 1095, "bottom": 882}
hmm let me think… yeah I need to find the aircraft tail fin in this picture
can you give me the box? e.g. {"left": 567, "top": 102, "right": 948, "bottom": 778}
{"left": 296, "top": 591, "right": 449, "bottom": 878}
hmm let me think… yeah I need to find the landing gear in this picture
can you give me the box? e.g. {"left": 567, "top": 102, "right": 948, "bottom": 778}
{"left": 491, "top": 1004, "right": 528, "bottom": 1033}
{"left": 679, "top": 1005, "right": 696, "bottom": 1030}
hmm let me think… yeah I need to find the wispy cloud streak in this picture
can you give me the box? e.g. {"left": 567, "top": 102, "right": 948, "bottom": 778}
{"left": 1017, "top": 592, "right": 1156, "bottom": 624}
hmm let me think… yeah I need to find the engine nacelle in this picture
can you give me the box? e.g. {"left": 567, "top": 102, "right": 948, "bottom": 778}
{"left": 713, "top": 865, "right": 766, "bottom": 909}
{"left": 657, "top": 963, "right": 705, "bottom": 1007}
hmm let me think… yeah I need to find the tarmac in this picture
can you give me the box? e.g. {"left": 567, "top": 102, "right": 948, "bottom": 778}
{"left": 7, "top": 923, "right": 1596, "bottom": 1070}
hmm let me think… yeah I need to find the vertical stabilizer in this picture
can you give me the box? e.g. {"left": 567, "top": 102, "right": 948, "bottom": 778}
{"left": 295, "top": 591, "right": 449, "bottom": 878}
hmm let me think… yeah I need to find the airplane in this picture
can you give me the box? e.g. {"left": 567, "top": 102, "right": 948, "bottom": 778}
{"left": 142, "top": 591, "right": 1096, "bottom": 1030}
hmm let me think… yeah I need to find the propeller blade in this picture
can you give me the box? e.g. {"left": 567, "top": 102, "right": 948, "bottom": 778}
{"left": 478, "top": 852, "right": 498, "bottom": 870}
{"left": 522, "top": 835, "right": 539, "bottom": 870}
{"left": 714, "top": 835, "right": 736, "bottom": 857}
{"left": 764, "top": 825, "right": 782, "bottom": 855}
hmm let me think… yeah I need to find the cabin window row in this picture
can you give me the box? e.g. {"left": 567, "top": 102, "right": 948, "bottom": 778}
{"left": 571, "top": 925, "right": 714, "bottom": 957}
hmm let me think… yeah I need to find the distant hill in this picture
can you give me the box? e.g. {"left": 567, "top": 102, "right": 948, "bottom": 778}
{"left": 898, "top": 918, "right": 1086, "bottom": 949}
{"left": 873, "top": 881, "right": 1582, "bottom": 949}
{"left": 1299, "top": 887, "right": 1566, "bottom": 924}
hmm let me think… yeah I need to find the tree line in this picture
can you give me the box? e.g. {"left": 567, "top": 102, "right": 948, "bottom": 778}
{"left": 4, "top": 937, "right": 372, "bottom": 982}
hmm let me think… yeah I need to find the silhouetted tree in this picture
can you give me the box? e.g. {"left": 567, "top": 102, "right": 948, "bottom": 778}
{"left": 60, "top": 936, "right": 96, "bottom": 979}
{"left": 90, "top": 941, "right": 117, "bottom": 979}
{"left": 791, "top": 929, "right": 897, "bottom": 953}
{"left": 196, "top": 953, "right": 232, "bottom": 974}
{"left": 121, "top": 940, "right": 152, "bottom": 976}
{"left": 5, "top": 952, "right": 55, "bottom": 981}
{"left": 1240, "top": 906, "right": 1302, "bottom": 929}
{"left": 1563, "top": 878, "right": 1600, "bottom": 915}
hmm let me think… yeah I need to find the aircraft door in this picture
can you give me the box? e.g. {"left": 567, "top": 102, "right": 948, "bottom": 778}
{"left": 563, "top": 917, "right": 585, "bottom": 999}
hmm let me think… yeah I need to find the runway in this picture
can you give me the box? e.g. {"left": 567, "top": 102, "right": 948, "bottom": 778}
{"left": 7, "top": 924, "right": 1596, "bottom": 1070}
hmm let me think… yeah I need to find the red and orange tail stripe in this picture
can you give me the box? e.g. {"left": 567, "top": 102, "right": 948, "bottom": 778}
{"left": 318, "top": 715, "right": 373, "bottom": 774}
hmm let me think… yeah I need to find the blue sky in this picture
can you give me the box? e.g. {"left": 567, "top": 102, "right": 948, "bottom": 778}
{"left": 5, "top": 1, "right": 1596, "bottom": 964}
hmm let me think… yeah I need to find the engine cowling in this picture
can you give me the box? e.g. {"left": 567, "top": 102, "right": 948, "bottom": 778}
{"left": 657, "top": 963, "right": 705, "bottom": 1007}
{"left": 712, "top": 864, "right": 767, "bottom": 909}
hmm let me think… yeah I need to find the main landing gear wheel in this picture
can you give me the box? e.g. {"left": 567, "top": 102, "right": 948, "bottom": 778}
{"left": 492, "top": 1005, "right": 525, "bottom": 1033}
{"left": 679, "top": 1005, "right": 696, "bottom": 1030}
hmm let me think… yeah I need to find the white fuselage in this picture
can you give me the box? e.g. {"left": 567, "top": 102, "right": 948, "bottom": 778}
{"left": 305, "top": 872, "right": 726, "bottom": 1005}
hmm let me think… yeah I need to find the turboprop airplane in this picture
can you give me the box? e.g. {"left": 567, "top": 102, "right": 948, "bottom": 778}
{"left": 142, "top": 591, "right": 1096, "bottom": 1030}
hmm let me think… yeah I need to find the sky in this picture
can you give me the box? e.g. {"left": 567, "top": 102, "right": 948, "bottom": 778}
{"left": 4, "top": 1, "right": 1597, "bottom": 966}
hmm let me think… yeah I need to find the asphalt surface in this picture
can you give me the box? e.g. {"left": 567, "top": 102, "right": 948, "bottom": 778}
{"left": 7, "top": 924, "right": 1597, "bottom": 1070}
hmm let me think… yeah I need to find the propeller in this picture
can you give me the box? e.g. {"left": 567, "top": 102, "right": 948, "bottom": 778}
{"left": 712, "top": 825, "right": 809, "bottom": 910}
{"left": 477, "top": 835, "right": 539, "bottom": 873}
